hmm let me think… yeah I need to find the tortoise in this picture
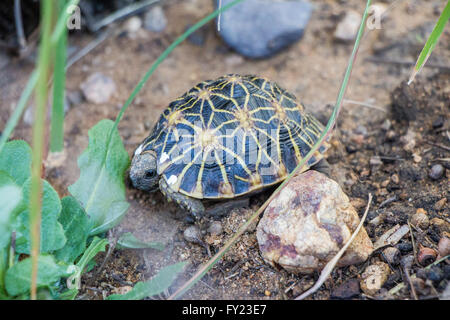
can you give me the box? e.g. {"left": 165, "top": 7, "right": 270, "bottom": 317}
{"left": 130, "top": 74, "right": 330, "bottom": 218}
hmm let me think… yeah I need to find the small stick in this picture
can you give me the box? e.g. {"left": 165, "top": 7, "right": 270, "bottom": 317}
{"left": 343, "top": 99, "right": 387, "bottom": 113}
{"left": 295, "top": 194, "right": 373, "bottom": 300}
{"left": 14, "top": 0, "right": 27, "bottom": 49}
{"left": 424, "top": 140, "right": 450, "bottom": 152}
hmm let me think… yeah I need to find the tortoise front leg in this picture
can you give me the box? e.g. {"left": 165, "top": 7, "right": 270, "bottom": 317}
{"left": 159, "top": 178, "right": 205, "bottom": 219}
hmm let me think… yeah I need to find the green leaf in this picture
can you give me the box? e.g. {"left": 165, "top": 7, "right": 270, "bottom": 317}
{"left": 107, "top": 261, "right": 186, "bottom": 300}
{"left": 54, "top": 196, "right": 90, "bottom": 263}
{"left": 0, "top": 172, "right": 22, "bottom": 249}
{"left": 14, "top": 178, "right": 66, "bottom": 254}
{"left": 117, "top": 232, "right": 165, "bottom": 251}
{"left": 59, "top": 288, "right": 79, "bottom": 300}
{"left": 408, "top": 1, "right": 450, "bottom": 84}
{"left": 66, "top": 237, "right": 108, "bottom": 291}
{"left": 0, "top": 140, "right": 32, "bottom": 186}
{"left": 68, "top": 120, "right": 130, "bottom": 235}
{"left": 5, "top": 255, "right": 73, "bottom": 297}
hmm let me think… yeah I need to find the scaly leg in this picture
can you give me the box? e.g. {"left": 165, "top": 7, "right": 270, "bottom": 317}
{"left": 159, "top": 178, "right": 205, "bottom": 219}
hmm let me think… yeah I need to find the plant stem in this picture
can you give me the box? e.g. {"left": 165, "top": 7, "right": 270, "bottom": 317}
{"left": 50, "top": 0, "right": 68, "bottom": 152}
{"left": 29, "top": 0, "right": 53, "bottom": 300}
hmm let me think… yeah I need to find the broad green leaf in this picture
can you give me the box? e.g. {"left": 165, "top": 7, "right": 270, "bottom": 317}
{"left": 107, "top": 262, "right": 186, "bottom": 300}
{"left": 54, "top": 196, "right": 90, "bottom": 263}
{"left": 0, "top": 172, "right": 22, "bottom": 249}
{"left": 0, "top": 140, "right": 32, "bottom": 186}
{"left": 117, "top": 232, "right": 165, "bottom": 251}
{"left": 14, "top": 178, "right": 66, "bottom": 254}
{"left": 5, "top": 255, "right": 73, "bottom": 297}
{"left": 68, "top": 120, "right": 130, "bottom": 235}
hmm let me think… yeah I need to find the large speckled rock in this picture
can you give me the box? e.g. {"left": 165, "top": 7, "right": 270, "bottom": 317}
{"left": 257, "top": 170, "right": 373, "bottom": 274}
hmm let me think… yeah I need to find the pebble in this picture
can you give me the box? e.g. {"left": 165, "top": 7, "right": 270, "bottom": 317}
{"left": 216, "top": 0, "right": 313, "bottom": 58}
{"left": 391, "top": 174, "right": 399, "bottom": 184}
{"left": 186, "top": 24, "right": 208, "bottom": 46}
{"left": 380, "top": 119, "right": 391, "bottom": 131}
{"left": 124, "top": 16, "right": 142, "bottom": 34}
{"left": 400, "top": 129, "right": 416, "bottom": 151}
{"left": 331, "top": 279, "right": 360, "bottom": 299}
{"left": 429, "top": 164, "right": 444, "bottom": 180}
{"left": 410, "top": 208, "right": 429, "bottom": 229}
{"left": 80, "top": 72, "right": 116, "bottom": 104}
{"left": 417, "top": 246, "right": 437, "bottom": 266}
{"left": 432, "top": 116, "right": 444, "bottom": 129}
{"left": 434, "top": 198, "right": 447, "bottom": 211}
{"left": 437, "top": 237, "right": 450, "bottom": 258}
{"left": 369, "top": 156, "right": 383, "bottom": 166}
{"left": 431, "top": 218, "right": 450, "bottom": 235}
{"left": 257, "top": 170, "right": 373, "bottom": 274}
{"left": 360, "top": 262, "right": 391, "bottom": 296}
{"left": 382, "top": 247, "right": 401, "bottom": 265}
{"left": 144, "top": 5, "right": 167, "bottom": 32}
{"left": 183, "top": 225, "right": 203, "bottom": 244}
{"left": 207, "top": 221, "right": 223, "bottom": 236}
{"left": 334, "top": 10, "right": 362, "bottom": 42}
{"left": 396, "top": 242, "right": 413, "bottom": 253}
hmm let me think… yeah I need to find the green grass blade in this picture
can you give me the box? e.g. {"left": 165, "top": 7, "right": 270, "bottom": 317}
{"left": 408, "top": 1, "right": 450, "bottom": 84}
{"left": 50, "top": 0, "right": 69, "bottom": 152}
{"left": 168, "top": 0, "right": 373, "bottom": 300}
{"left": 29, "top": 0, "right": 54, "bottom": 300}
{"left": 0, "top": 71, "right": 38, "bottom": 154}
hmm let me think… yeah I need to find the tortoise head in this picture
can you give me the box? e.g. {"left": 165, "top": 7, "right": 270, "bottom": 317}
{"left": 130, "top": 147, "right": 159, "bottom": 192}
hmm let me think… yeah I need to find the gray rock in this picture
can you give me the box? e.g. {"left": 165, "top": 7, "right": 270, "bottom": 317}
{"left": 429, "top": 164, "right": 444, "bottom": 180}
{"left": 216, "top": 0, "right": 313, "bottom": 58}
{"left": 144, "top": 5, "right": 167, "bottom": 33}
{"left": 80, "top": 72, "right": 116, "bottom": 104}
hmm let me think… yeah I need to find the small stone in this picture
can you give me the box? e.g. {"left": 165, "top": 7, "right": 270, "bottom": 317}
{"left": 434, "top": 198, "right": 447, "bottom": 211}
{"left": 80, "top": 72, "right": 116, "bottom": 104}
{"left": 426, "top": 266, "right": 444, "bottom": 283}
{"left": 257, "top": 170, "right": 373, "bottom": 274}
{"left": 66, "top": 90, "right": 84, "bottom": 106}
{"left": 412, "top": 153, "right": 422, "bottom": 163}
{"left": 144, "top": 5, "right": 167, "bottom": 32}
{"left": 224, "top": 54, "right": 244, "bottom": 66}
{"left": 431, "top": 218, "right": 450, "bottom": 234}
{"left": 429, "top": 164, "right": 444, "bottom": 180}
{"left": 381, "top": 179, "right": 390, "bottom": 188}
{"left": 217, "top": 0, "right": 313, "bottom": 58}
{"left": 381, "top": 119, "right": 391, "bottom": 131}
{"left": 400, "top": 129, "right": 416, "bottom": 151}
{"left": 385, "top": 130, "right": 397, "bottom": 141}
{"left": 334, "top": 10, "right": 362, "bottom": 42}
{"left": 432, "top": 116, "right": 444, "bottom": 129}
{"left": 410, "top": 208, "right": 429, "bottom": 229}
{"left": 331, "top": 279, "right": 360, "bottom": 299}
{"left": 396, "top": 242, "right": 413, "bottom": 253}
{"left": 360, "top": 262, "right": 391, "bottom": 296}
{"left": 391, "top": 174, "right": 400, "bottom": 184}
{"left": 264, "top": 290, "right": 271, "bottom": 297}
{"left": 207, "top": 221, "right": 223, "bottom": 236}
{"left": 369, "top": 156, "right": 382, "bottom": 166}
{"left": 437, "top": 237, "right": 450, "bottom": 258}
{"left": 183, "top": 226, "right": 203, "bottom": 244}
{"left": 186, "top": 24, "right": 207, "bottom": 46}
{"left": 418, "top": 247, "right": 437, "bottom": 266}
{"left": 355, "top": 125, "right": 368, "bottom": 136}
{"left": 114, "top": 286, "right": 132, "bottom": 295}
{"left": 124, "top": 16, "right": 142, "bottom": 34}
{"left": 382, "top": 247, "right": 401, "bottom": 265}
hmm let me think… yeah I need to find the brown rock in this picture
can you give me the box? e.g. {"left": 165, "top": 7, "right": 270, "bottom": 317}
{"left": 437, "top": 237, "right": 450, "bottom": 258}
{"left": 434, "top": 198, "right": 447, "bottom": 211}
{"left": 331, "top": 279, "right": 360, "bottom": 299}
{"left": 410, "top": 208, "right": 429, "bottom": 229}
{"left": 256, "top": 170, "right": 373, "bottom": 274}
{"left": 360, "top": 262, "right": 391, "bottom": 296}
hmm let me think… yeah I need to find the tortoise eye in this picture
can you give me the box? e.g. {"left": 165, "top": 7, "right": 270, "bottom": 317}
{"left": 145, "top": 170, "right": 156, "bottom": 179}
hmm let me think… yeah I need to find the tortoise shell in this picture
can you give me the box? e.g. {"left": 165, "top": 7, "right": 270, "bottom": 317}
{"left": 138, "top": 74, "right": 329, "bottom": 199}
